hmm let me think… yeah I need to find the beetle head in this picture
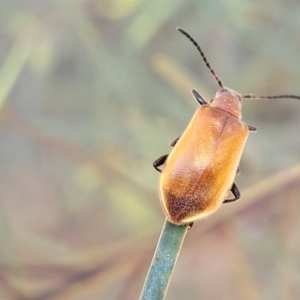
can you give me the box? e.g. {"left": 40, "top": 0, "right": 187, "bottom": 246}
{"left": 177, "top": 28, "right": 300, "bottom": 116}
{"left": 211, "top": 88, "right": 242, "bottom": 119}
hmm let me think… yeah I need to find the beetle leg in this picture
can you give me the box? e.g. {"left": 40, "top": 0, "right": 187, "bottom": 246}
{"left": 223, "top": 182, "right": 240, "bottom": 203}
{"left": 236, "top": 165, "right": 240, "bottom": 175}
{"left": 247, "top": 124, "right": 257, "bottom": 132}
{"left": 170, "top": 136, "right": 180, "bottom": 147}
{"left": 188, "top": 222, "right": 194, "bottom": 229}
{"left": 191, "top": 89, "right": 208, "bottom": 105}
{"left": 153, "top": 154, "right": 168, "bottom": 173}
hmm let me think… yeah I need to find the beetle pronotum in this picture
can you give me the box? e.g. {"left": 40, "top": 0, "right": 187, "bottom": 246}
{"left": 153, "top": 28, "right": 300, "bottom": 225}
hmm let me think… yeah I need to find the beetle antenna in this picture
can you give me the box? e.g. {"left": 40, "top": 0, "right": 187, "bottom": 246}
{"left": 177, "top": 27, "right": 223, "bottom": 88}
{"left": 243, "top": 94, "right": 300, "bottom": 100}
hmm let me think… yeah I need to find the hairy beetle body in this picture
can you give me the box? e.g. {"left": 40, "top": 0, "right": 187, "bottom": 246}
{"left": 159, "top": 91, "right": 248, "bottom": 224}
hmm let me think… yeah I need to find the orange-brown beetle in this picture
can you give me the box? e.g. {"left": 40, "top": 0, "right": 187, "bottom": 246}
{"left": 153, "top": 28, "right": 300, "bottom": 225}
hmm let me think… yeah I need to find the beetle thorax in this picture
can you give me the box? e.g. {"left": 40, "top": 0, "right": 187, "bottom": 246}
{"left": 210, "top": 88, "right": 242, "bottom": 119}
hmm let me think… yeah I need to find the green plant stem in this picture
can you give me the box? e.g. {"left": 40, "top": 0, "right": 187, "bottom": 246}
{"left": 139, "top": 219, "right": 189, "bottom": 300}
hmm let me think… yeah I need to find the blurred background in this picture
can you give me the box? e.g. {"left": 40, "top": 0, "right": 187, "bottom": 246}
{"left": 1, "top": 0, "right": 300, "bottom": 299}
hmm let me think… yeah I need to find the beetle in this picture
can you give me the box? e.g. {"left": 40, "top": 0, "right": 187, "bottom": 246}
{"left": 153, "top": 27, "right": 300, "bottom": 225}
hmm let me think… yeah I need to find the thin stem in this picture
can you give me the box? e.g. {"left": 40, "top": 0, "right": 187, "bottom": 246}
{"left": 139, "top": 219, "right": 189, "bottom": 300}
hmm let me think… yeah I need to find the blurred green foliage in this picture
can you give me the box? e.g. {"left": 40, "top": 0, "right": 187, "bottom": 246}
{"left": 0, "top": 0, "right": 300, "bottom": 299}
